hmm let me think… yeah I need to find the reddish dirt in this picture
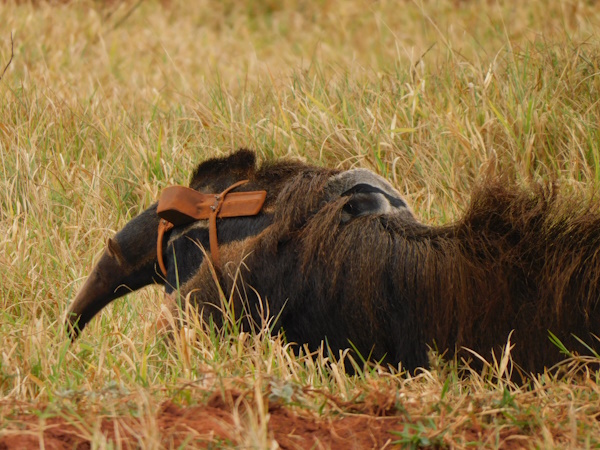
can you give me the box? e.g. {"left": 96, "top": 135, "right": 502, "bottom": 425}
{"left": 0, "top": 387, "right": 537, "bottom": 449}
{"left": 0, "top": 395, "right": 407, "bottom": 449}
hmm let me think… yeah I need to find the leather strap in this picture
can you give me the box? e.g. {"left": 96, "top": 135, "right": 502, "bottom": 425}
{"left": 157, "top": 219, "right": 174, "bottom": 276}
{"left": 156, "top": 180, "right": 267, "bottom": 276}
{"left": 207, "top": 180, "right": 250, "bottom": 268}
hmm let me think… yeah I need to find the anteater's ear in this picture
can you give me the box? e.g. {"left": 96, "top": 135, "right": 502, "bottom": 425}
{"left": 324, "top": 169, "right": 414, "bottom": 222}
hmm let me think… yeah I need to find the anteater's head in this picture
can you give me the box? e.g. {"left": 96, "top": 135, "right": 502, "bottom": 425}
{"left": 66, "top": 149, "right": 414, "bottom": 339}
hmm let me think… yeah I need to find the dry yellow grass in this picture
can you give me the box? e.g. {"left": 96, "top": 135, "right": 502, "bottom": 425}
{"left": 2, "top": 0, "right": 600, "bottom": 448}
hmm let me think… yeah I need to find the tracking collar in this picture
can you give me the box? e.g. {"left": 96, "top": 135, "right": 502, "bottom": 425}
{"left": 156, "top": 180, "right": 267, "bottom": 275}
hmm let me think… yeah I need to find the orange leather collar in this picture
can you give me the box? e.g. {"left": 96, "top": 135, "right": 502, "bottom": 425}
{"left": 156, "top": 180, "right": 267, "bottom": 276}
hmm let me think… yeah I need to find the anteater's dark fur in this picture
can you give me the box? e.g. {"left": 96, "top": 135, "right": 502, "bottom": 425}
{"left": 69, "top": 150, "right": 600, "bottom": 375}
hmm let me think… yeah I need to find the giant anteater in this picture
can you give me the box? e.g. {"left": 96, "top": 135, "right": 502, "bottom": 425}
{"left": 67, "top": 149, "right": 600, "bottom": 375}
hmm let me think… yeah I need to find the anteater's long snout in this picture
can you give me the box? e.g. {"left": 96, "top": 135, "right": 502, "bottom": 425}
{"left": 67, "top": 239, "right": 129, "bottom": 339}
{"left": 67, "top": 206, "right": 162, "bottom": 340}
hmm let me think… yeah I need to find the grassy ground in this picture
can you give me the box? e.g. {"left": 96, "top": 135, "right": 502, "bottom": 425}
{"left": 2, "top": 0, "right": 600, "bottom": 448}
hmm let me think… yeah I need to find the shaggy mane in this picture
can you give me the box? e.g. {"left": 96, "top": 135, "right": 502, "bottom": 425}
{"left": 217, "top": 177, "right": 600, "bottom": 375}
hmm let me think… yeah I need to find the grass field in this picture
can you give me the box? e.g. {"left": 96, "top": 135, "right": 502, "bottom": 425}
{"left": 2, "top": 0, "right": 600, "bottom": 448}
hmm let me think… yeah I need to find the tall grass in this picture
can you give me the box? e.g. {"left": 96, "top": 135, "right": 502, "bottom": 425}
{"left": 2, "top": 0, "right": 600, "bottom": 447}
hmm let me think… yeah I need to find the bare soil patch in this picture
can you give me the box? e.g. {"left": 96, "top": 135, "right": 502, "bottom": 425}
{"left": 0, "top": 393, "right": 407, "bottom": 449}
